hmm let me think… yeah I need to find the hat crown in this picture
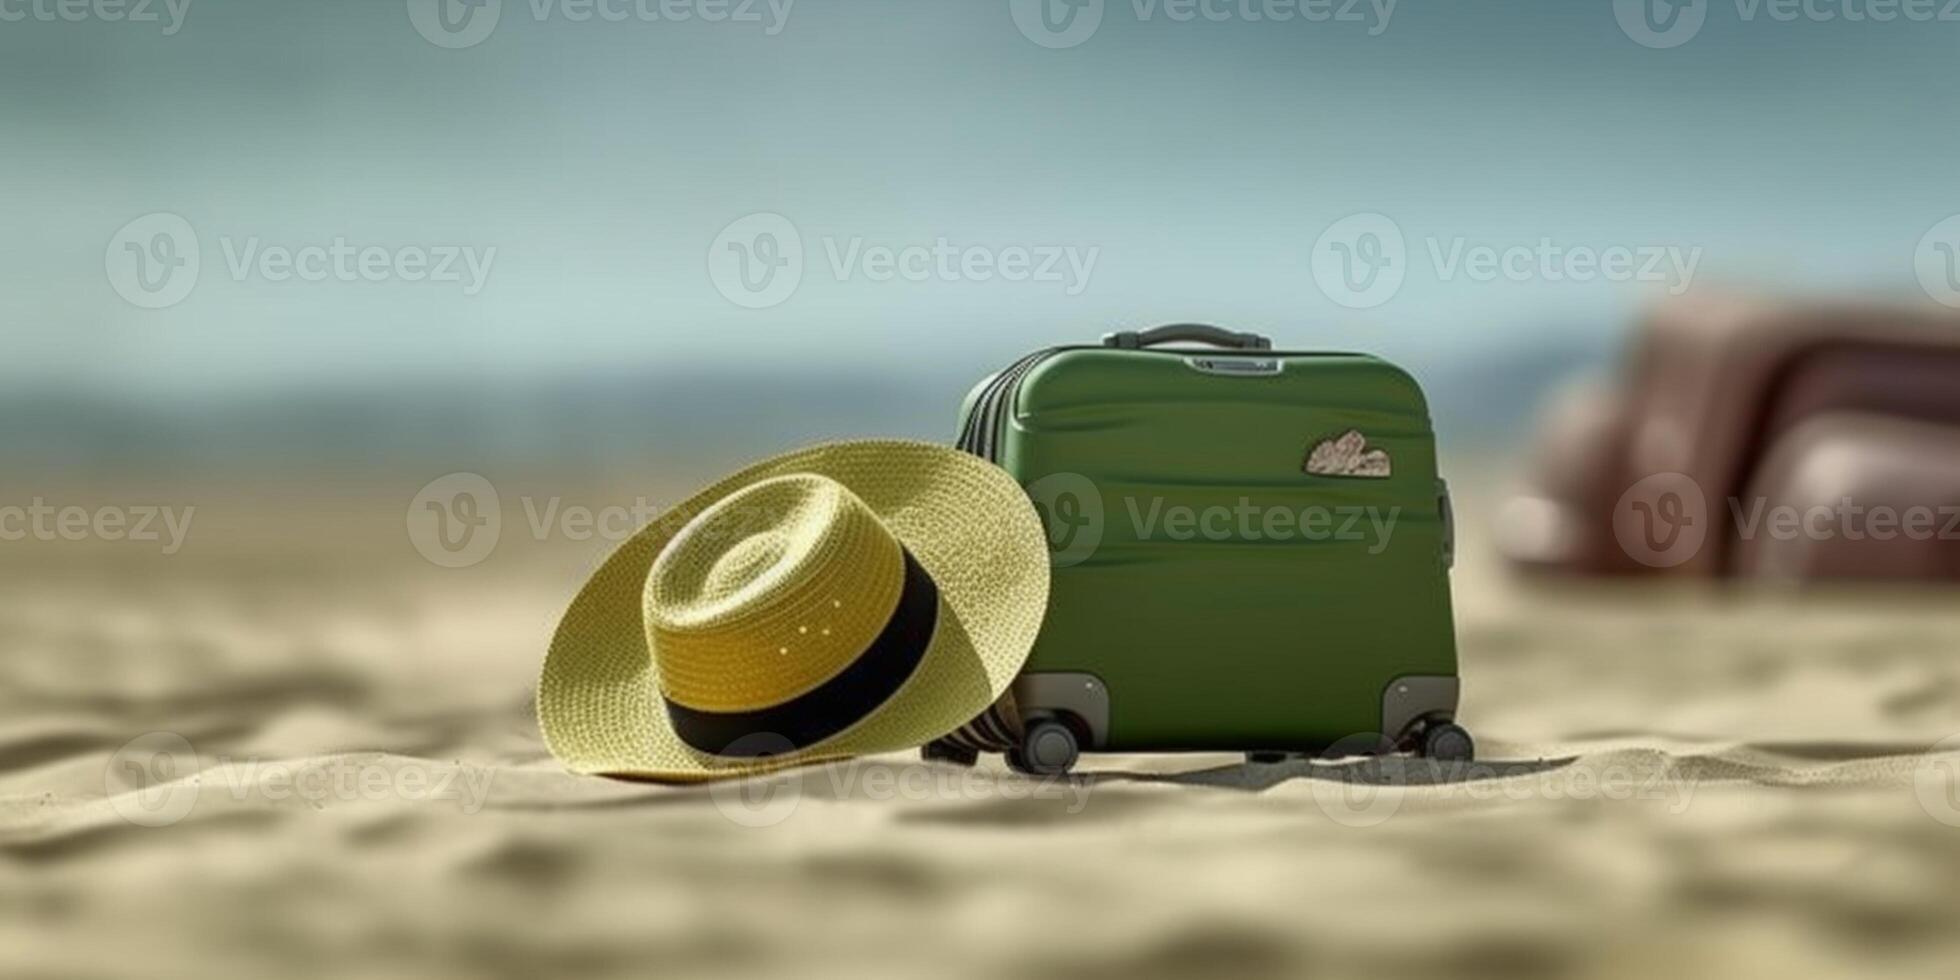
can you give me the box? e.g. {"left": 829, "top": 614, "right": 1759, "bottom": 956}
{"left": 645, "top": 474, "right": 905, "bottom": 713}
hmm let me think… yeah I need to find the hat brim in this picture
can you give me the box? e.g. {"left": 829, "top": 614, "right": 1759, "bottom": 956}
{"left": 537, "top": 440, "right": 1050, "bottom": 782}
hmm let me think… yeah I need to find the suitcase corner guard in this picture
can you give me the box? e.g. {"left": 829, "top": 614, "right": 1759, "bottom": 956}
{"left": 1012, "top": 672, "right": 1111, "bottom": 750}
{"left": 1381, "top": 675, "right": 1460, "bottom": 744}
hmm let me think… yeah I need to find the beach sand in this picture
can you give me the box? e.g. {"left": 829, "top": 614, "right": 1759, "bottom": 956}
{"left": 4, "top": 474, "right": 1960, "bottom": 980}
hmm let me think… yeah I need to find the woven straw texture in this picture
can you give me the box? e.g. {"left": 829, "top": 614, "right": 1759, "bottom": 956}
{"left": 647, "top": 474, "right": 908, "bottom": 712}
{"left": 536, "top": 440, "right": 1050, "bottom": 782}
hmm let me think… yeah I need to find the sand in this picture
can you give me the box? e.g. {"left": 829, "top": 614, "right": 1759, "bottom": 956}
{"left": 4, "top": 474, "right": 1960, "bottom": 980}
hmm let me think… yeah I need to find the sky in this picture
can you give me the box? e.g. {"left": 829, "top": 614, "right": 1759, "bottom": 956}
{"left": 2, "top": 0, "right": 1956, "bottom": 403}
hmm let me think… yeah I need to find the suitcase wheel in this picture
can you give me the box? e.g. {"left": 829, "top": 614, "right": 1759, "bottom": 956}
{"left": 1419, "top": 722, "right": 1475, "bottom": 763}
{"left": 1006, "top": 717, "right": 1079, "bottom": 777}
{"left": 920, "top": 739, "right": 979, "bottom": 768}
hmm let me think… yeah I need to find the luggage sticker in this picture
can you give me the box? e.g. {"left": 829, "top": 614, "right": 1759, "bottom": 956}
{"left": 1304, "top": 430, "right": 1392, "bottom": 478}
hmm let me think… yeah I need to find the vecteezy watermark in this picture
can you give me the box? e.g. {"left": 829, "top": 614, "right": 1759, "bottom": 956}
{"left": 707, "top": 212, "right": 803, "bottom": 309}
{"left": 707, "top": 212, "right": 1100, "bottom": 309}
{"left": 1613, "top": 0, "right": 1709, "bottom": 47}
{"left": 1119, "top": 497, "right": 1401, "bottom": 550}
{"left": 1309, "top": 213, "right": 1405, "bottom": 310}
{"left": 1310, "top": 212, "right": 1704, "bottom": 309}
{"left": 104, "top": 732, "right": 202, "bottom": 827}
{"left": 1009, "top": 0, "right": 1395, "bottom": 49}
{"left": 1616, "top": 0, "right": 1960, "bottom": 49}
{"left": 1915, "top": 213, "right": 1960, "bottom": 309}
{"left": 1915, "top": 732, "right": 1960, "bottom": 828}
{"left": 1614, "top": 471, "right": 1960, "bottom": 568}
{"left": 407, "top": 473, "right": 504, "bottom": 568}
{"left": 407, "top": 473, "right": 776, "bottom": 568}
{"left": 406, "top": 472, "right": 1393, "bottom": 571}
{"left": 407, "top": 0, "right": 795, "bottom": 49}
{"left": 105, "top": 733, "right": 494, "bottom": 826}
{"left": 0, "top": 0, "right": 192, "bottom": 34}
{"left": 0, "top": 499, "right": 195, "bottom": 554}
{"left": 104, "top": 213, "right": 200, "bottom": 310}
{"left": 1024, "top": 471, "right": 1402, "bottom": 568}
{"left": 711, "top": 757, "right": 1091, "bottom": 828}
{"left": 105, "top": 212, "right": 496, "bottom": 309}
{"left": 213, "top": 237, "right": 496, "bottom": 296}
{"left": 1613, "top": 472, "right": 1710, "bottom": 569}
{"left": 1307, "top": 742, "right": 1698, "bottom": 828}
{"left": 1024, "top": 472, "right": 1104, "bottom": 568}
{"left": 1728, "top": 497, "right": 1960, "bottom": 545}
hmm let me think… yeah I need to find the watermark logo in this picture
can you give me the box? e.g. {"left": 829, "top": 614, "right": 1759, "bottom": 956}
{"left": 705, "top": 732, "right": 803, "bottom": 827}
{"left": 106, "top": 212, "right": 200, "bottom": 309}
{"left": 404, "top": 480, "right": 737, "bottom": 568}
{"left": 216, "top": 237, "right": 495, "bottom": 295}
{"left": 407, "top": 0, "right": 502, "bottom": 48}
{"left": 407, "top": 473, "right": 503, "bottom": 568}
{"left": 1613, "top": 475, "right": 1960, "bottom": 567}
{"left": 1728, "top": 497, "right": 1960, "bottom": 545}
{"left": 0, "top": 499, "right": 196, "bottom": 554}
{"left": 710, "top": 751, "right": 1092, "bottom": 828}
{"left": 1915, "top": 213, "right": 1960, "bottom": 309}
{"left": 1126, "top": 497, "right": 1400, "bottom": 550}
{"left": 1915, "top": 732, "right": 1960, "bottom": 828}
{"left": 409, "top": 0, "right": 795, "bottom": 48}
{"left": 106, "top": 214, "right": 495, "bottom": 307}
{"left": 429, "top": 475, "right": 1396, "bottom": 574}
{"left": 1310, "top": 212, "right": 1704, "bottom": 309}
{"left": 1311, "top": 213, "right": 1406, "bottom": 310}
{"left": 1010, "top": 0, "right": 1105, "bottom": 47}
{"left": 0, "top": 0, "right": 192, "bottom": 34}
{"left": 1022, "top": 472, "right": 1402, "bottom": 567}
{"left": 1026, "top": 472, "right": 1105, "bottom": 568}
{"left": 1308, "top": 736, "right": 1407, "bottom": 828}
{"left": 707, "top": 212, "right": 1099, "bottom": 309}
{"left": 1011, "top": 0, "right": 1394, "bottom": 47}
{"left": 105, "top": 731, "right": 202, "bottom": 827}
{"left": 1613, "top": 471, "right": 1708, "bottom": 568}
{"left": 1614, "top": 0, "right": 1707, "bottom": 48}
{"left": 1429, "top": 236, "right": 1703, "bottom": 294}
{"left": 1310, "top": 746, "right": 1697, "bottom": 827}
{"left": 105, "top": 733, "right": 495, "bottom": 825}
{"left": 709, "top": 212, "right": 804, "bottom": 309}
{"left": 1618, "top": 0, "right": 1960, "bottom": 49}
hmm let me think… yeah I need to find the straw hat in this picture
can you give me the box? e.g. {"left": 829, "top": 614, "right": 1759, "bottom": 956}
{"left": 537, "top": 440, "right": 1050, "bottom": 781}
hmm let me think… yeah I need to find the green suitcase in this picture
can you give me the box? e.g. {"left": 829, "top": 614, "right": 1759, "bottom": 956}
{"left": 928, "top": 324, "right": 1468, "bottom": 774}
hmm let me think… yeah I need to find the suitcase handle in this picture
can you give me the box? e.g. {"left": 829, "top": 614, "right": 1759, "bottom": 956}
{"left": 1101, "top": 323, "right": 1273, "bottom": 351}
